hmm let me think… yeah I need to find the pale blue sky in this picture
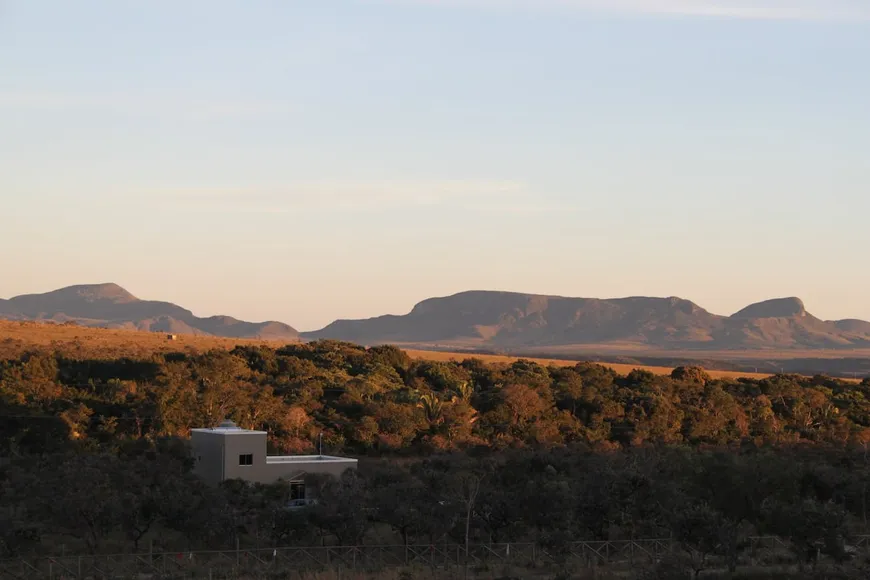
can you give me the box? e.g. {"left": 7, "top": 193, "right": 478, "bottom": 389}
{"left": 1, "top": 0, "right": 868, "bottom": 330}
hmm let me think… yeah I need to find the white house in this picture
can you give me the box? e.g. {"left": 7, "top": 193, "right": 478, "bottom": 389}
{"left": 189, "top": 420, "right": 358, "bottom": 497}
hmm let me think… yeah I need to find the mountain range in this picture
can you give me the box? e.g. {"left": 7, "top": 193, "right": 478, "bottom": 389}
{"left": 2, "top": 284, "right": 870, "bottom": 351}
{"left": 304, "top": 291, "right": 870, "bottom": 351}
{"left": 0, "top": 284, "right": 299, "bottom": 340}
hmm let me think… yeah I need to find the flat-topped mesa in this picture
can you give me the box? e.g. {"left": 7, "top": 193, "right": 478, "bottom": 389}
{"left": 303, "top": 290, "right": 870, "bottom": 349}
{"left": 304, "top": 291, "right": 724, "bottom": 347}
{"left": 731, "top": 297, "right": 807, "bottom": 319}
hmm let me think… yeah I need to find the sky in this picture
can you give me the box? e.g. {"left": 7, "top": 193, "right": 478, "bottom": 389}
{"left": 1, "top": 0, "right": 868, "bottom": 331}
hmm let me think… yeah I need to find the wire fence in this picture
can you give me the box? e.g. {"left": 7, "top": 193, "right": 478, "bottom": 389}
{"left": 2, "top": 537, "right": 868, "bottom": 580}
{"left": 0, "top": 540, "right": 664, "bottom": 580}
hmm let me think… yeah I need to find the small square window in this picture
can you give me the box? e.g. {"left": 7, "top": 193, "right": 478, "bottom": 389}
{"left": 239, "top": 454, "right": 253, "bottom": 466}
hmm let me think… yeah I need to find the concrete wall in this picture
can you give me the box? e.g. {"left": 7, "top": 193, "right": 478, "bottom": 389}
{"left": 191, "top": 430, "right": 356, "bottom": 487}
{"left": 190, "top": 430, "right": 226, "bottom": 486}
{"left": 221, "top": 431, "right": 270, "bottom": 482}
{"left": 264, "top": 459, "right": 355, "bottom": 482}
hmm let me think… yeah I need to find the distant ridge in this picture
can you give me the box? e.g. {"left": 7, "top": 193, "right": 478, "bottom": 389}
{"left": 6, "top": 285, "right": 869, "bottom": 352}
{"left": 731, "top": 297, "right": 807, "bottom": 319}
{"left": 0, "top": 283, "right": 299, "bottom": 341}
{"left": 303, "top": 290, "right": 870, "bottom": 351}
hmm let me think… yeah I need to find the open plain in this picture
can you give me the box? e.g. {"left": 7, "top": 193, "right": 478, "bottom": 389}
{"left": 3, "top": 319, "right": 853, "bottom": 381}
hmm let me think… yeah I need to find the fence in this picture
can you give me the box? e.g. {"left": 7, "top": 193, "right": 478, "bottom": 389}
{"left": 1, "top": 537, "right": 866, "bottom": 580}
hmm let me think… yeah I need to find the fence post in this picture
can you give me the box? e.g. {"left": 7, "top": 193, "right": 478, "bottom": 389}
{"left": 78, "top": 556, "right": 82, "bottom": 578}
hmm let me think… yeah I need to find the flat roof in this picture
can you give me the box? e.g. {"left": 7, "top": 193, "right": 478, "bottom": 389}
{"left": 266, "top": 455, "right": 358, "bottom": 464}
{"left": 191, "top": 427, "right": 268, "bottom": 435}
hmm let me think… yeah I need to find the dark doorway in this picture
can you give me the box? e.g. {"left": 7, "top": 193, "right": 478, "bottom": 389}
{"left": 290, "top": 481, "right": 306, "bottom": 500}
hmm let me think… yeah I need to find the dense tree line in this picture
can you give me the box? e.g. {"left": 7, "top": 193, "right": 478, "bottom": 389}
{"left": 4, "top": 340, "right": 870, "bottom": 577}
{"left": 3, "top": 340, "right": 870, "bottom": 456}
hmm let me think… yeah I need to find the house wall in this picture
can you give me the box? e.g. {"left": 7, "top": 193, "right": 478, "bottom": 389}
{"left": 221, "top": 431, "right": 270, "bottom": 482}
{"left": 190, "top": 430, "right": 227, "bottom": 486}
{"left": 191, "top": 431, "right": 357, "bottom": 486}
{"left": 264, "top": 459, "right": 355, "bottom": 483}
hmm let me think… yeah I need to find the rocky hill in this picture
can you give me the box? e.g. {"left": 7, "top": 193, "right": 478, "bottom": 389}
{"left": 7, "top": 285, "right": 868, "bottom": 351}
{"left": 0, "top": 284, "right": 299, "bottom": 340}
{"left": 303, "top": 291, "right": 870, "bottom": 351}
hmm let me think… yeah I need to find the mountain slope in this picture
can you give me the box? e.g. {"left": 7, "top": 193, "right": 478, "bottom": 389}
{"left": 0, "top": 284, "right": 299, "bottom": 340}
{"left": 836, "top": 319, "right": 870, "bottom": 334}
{"left": 304, "top": 290, "right": 870, "bottom": 351}
{"left": 0, "top": 298, "right": 20, "bottom": 319}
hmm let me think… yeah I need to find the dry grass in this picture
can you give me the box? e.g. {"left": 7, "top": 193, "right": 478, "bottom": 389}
{"left": 0, "top": 320, "right": 853, "bottom": 382}
{"left": 404, "top": 349, "right": 775, "bottom": 380}
{"left": 0, "top": 320, "right": 290, "bottom": 359}
{"left": 517, "top": 343, "right": 870, "bottom": 361}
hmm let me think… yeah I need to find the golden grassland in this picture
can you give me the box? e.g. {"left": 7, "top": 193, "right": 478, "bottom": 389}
{"left": 0, "top": 320, "right": 288, "bottom": 359}
{"left": 402, "top": 349, "right": 775, "bottom": 380}
{"left": 0, "top": 320, "right": 783, "bottom": 380}
{"left": 516, "top": 342, "right": 870, "bottom": 361}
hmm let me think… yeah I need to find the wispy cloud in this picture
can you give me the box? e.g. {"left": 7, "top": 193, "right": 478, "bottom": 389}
{"left": 143, "top": 180, "right": 577, "bottom": 214}
{"left": 0, "top": 91, "right": 294, "bottom": 119}
{"left": 385, "top": 0, "right": 870, "bottom": 21}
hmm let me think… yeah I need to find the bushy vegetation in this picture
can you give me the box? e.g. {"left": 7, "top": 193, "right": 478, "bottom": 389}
{"left": 4, "top": 339, "right": 870, "bottom": 577}
{"left": 5, "top": 445, "right": 870, "bottom": 577}
{"left": 4, "top": 340, "right": 870, "bottom": 455}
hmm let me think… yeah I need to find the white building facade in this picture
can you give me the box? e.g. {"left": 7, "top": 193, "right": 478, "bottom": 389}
{"left": 190, "top": 420, "right": 358, "bottom": 493}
